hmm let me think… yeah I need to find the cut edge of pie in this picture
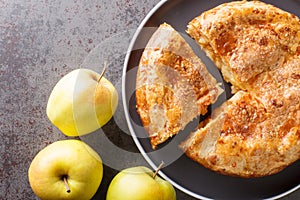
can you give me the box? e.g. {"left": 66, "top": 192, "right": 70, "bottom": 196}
{"left": 136, "top": 23, "right": 223, "bottom": 149}
{"left": 181, "top": 1, "right": 300, "bottom": 177}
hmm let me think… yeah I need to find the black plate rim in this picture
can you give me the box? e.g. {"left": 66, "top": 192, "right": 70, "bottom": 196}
{"left": 121, "top": 0, "right": 300, "bottom": 199}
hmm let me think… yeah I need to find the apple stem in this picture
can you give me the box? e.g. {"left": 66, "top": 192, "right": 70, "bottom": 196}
{"left": 98, "top": 61, "right": 107, "bottom": 83}
{"left": 63, "top": 176, "right": 71, "bottom": 193}
{"left": 153, "top": 161, "right": 164, "bottom": 179}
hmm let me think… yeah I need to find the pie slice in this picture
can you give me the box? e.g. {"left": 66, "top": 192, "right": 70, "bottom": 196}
{"left": 136, "top": 23, "right": 222, "bottom": 149}
{"left": 181, "top": 1, "right": 300, "bottom": 177}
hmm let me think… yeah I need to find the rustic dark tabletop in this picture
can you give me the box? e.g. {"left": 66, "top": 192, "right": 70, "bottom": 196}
{"left": 0, "top": 0, "right": 299, "bottom": 199}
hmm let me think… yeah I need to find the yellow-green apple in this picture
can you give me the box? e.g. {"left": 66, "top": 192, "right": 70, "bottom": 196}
{"left": 106, "top": 166, "right": 176, "bottom": 200}
{"left": 46, "top": 68, "right": 118, "bottom": 136}
{"left": 28, "top": 139, "right": 103, "bottom": 200}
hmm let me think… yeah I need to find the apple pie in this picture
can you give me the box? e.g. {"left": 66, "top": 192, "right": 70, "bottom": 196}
{"left": 136, "top": 23, "right": 222, "bottom": 149}
{"left": 181, "top": 1, "right": 300, "bottom": 177}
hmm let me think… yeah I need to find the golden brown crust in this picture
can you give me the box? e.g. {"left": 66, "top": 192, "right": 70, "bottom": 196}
{"left": 136, "top": 23, "right": 222, "bottom": 148}
{"left": 187, "top": 0, "right": 300, "bottom": 90}
{"left": 181, "top": 1, "right": 300, "bottom": 177}
{"left": 181, "top": 89, "right": 300, "bottom": 177}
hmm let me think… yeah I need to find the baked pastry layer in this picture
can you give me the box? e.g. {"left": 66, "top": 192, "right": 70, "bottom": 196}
{"left": 136, "top": 23, "right": 222, "bottom": 149}
{"left": 181, "top": 1, "right": 300, "bottom": 177}
{"left": 187, "top": 0, "right": 300, "bottom": 91}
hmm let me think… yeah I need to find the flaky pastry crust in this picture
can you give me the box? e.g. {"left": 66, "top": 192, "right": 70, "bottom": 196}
{"left": 181, "top": 1, "right": 300, "bottom": 177}
{"left": 136, "top": 23, "right": 221, "bottom": 148}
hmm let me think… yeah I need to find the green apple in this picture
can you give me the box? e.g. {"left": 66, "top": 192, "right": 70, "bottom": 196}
{"left": 106, "top": 166, "right": 176, "bottom": 200}
{"left": 46, "top": 68, "right": 118, "bottom": 136}
{"left": 28, "top": 139, "right": 103, "bottom": 200}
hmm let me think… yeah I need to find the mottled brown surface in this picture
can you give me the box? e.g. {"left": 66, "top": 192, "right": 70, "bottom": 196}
{"left": 187, "top": 0, "right": 300, "bottom": 90}
{"left": 183, "top": 1, "right": 300, "bottom": 178}
{"left": 136, "top": 23, "right": 221, "bottom": 149}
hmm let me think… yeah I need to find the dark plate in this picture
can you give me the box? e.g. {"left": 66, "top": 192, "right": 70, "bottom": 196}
{"left": 122, "top": 0, "right": 300, "bottom": 199}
